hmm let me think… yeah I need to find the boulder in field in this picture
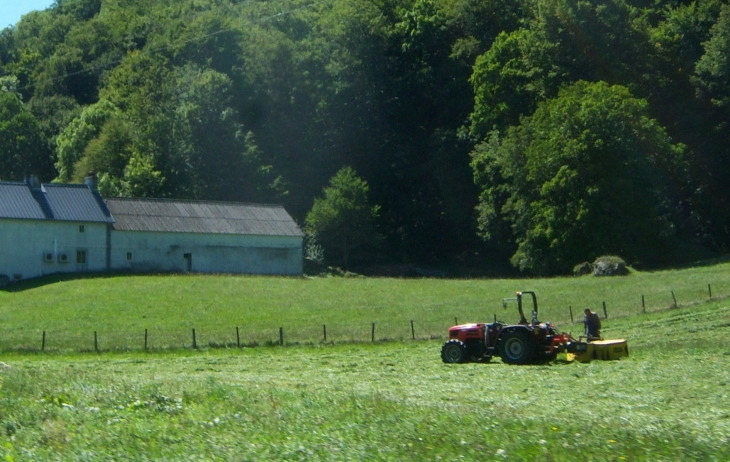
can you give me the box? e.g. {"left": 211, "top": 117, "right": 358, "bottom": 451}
{"left": 593, "top": 256, "right": 629, "bottom": 276}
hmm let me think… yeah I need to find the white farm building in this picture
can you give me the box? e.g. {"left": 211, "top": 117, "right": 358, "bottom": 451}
{"left": 105, "top": 197, "right": 303, "bottom": 275}
{"left": 0, "top": 176, "right": 303, "bottom": 284}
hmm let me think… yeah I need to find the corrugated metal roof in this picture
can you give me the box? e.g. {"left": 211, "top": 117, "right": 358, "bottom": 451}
{"left": 44, "top": 184, "right": 114, "bottom": 222}
{"left": 0, "top": 182, "right": 47, "bottom": 219}
{"left": 105, "top": 198, "right": 304, "bottom": 237}
{"left": 0, "top": 181, "right": 114, "bottom": 223}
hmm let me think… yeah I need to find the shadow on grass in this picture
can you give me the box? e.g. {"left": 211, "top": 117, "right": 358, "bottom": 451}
{"left": 1, "top": 272, "right": 120, "bottom": 293}
{"left": 0, "top": 270, "right": 212, "bottom": 293}
{"left": 441, "top": 357, "right": 580, "bottom": 366}
{"left": 634, "top": 253, "right": 730, "bottom": 273}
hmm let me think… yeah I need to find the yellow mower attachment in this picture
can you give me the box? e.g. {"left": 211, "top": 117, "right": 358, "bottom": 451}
{"left": 567, "top": 339, "right": 629, "bottom": 363}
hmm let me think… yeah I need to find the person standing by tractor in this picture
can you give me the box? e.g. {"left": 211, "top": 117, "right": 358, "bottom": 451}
{"left": 584, "top": 309, "right": 602, "bottom": 340}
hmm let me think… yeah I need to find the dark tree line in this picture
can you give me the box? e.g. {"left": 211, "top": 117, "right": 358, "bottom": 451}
{"left": 1, "top": 0, "right": 729, "bottom": 274}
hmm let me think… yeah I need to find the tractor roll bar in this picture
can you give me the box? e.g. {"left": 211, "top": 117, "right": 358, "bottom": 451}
{"left": 516, "top": 291, "right": 539, "bottom": 326}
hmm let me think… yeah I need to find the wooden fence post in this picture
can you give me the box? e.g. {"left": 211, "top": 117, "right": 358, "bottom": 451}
{"left": 279, "top": 327, "right": 284, "bottom": 346}
{"left": 708, "top": 284, "right": 712, "bottom": 298}
{"left": 236, "top": 327, "right": 240, "bottom": 348}
{"left": 94, "top": 331, "right": 98, "bottom": 352}
{"left": 144, "top": 329, "right": 148, "bottom": 350}
{"left": 602, "top": 301, "right": 608, "bottom": 319}
{"left": 411, "top": 320, "right": 415, "bottom": 340}
{"left": 42, "top": 330, "right": 46, "bottom": 351}
{"left": 642, "top": 295, "right": 645, "bottom": 313}
{"left": 569, "top": 306, "right": 574, "bottom": 323}
{"left": 323, "top": 324, "right": 327, "bottom": 343}
{"left": 371, "top": 323, "right": 375, "bottom": 342}
{"left": 192, "top": 328, "right": 197, "bottom": 349}
{"left": 671, "top": 291, "right": 678, "bottom": 308}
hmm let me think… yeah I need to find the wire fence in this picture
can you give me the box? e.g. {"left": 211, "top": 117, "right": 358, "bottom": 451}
{"left": 0, "top": 281, "right": 726, "bottom": 354}
{"left": 0, "top": 320, "right": 453, "bottom": 353}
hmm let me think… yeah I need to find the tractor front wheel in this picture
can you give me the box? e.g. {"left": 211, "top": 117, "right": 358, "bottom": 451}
{"left": 441, "top": 339, "right": 468, "bottom": 363}
{"left": 499, "top": 331, "right": 536, "bottom": 365}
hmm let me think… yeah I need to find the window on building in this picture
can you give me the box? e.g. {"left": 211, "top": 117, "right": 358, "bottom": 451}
{"left": 126, "top": 252, "right": 133, "bottom": 261}
{"left": 79, "top": 225, "right": 85, "bottom": 233}
{"left": 76, "top": 250, "right": 87, "bottom": 264}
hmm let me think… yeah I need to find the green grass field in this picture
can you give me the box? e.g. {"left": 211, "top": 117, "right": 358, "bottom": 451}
{"left": 1, "top": 265, "right": 730, "bottom": 460}
{"left": 1, "top": 262, "right": 729, "bottom": 351}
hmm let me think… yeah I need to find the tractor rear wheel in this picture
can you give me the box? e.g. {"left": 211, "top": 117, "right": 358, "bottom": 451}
{"left": 441, "top": 339, "right": 468, "bottom": 363}
{"left": 499, "top": 330, "right": 536, "bottom": 364}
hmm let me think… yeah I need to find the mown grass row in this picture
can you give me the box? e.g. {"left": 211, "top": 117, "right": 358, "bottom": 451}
{"left": 0, "top": 298, "right": 728, "bottom": 460}
{"left": 1, "top": 262, "right": 730, "bottom": 351}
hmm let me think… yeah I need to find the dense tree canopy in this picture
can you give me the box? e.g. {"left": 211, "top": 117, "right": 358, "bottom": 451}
{"left": 1, "top": 0, "right": 729, "bottom": 274}
{"left": 471, "top": 81, "right": 688, "bottom": 274}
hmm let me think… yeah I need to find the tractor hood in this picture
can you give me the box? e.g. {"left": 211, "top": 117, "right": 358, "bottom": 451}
{"left": 449, "top": 323, "right": 481, "bottom": 330}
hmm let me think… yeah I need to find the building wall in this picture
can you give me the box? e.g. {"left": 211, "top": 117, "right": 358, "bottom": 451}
{"left": 0, "top": 219, "right": 109, "bottom": 281}
{"left": 110, "top": 230, "right": 303, "bottom": 276}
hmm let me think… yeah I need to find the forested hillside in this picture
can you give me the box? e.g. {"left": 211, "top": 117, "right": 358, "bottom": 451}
{"left": 1, "top": 0, "right": 729, "bottom": 274}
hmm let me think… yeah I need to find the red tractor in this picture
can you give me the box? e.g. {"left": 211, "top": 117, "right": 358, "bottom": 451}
{"left": 441, "top": 291, "right": 588, "bottom": 364}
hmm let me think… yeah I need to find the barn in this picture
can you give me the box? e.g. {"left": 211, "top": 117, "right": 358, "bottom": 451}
{"left": 0, "top": 176, "right": 303, "bottom": 283}
{"left": 105, "top": 197, "right": 304, "bottom": 276}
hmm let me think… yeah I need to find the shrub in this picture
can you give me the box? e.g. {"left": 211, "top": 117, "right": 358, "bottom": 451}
{"left": 573, "top": 262, "right": 594, "bottom": 276}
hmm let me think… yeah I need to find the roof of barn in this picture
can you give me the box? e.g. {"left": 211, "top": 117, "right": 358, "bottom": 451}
{"left": 104, "top": 197, "right": 304, "bottom": 237}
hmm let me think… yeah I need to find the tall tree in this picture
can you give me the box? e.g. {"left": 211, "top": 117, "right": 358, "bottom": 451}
{"left": 54, "top": 98, "right": 119, "bottom": 182}
{"left": 691, "top": 3, "right": 730, "bottom": 250}
{"left": 469, "top": 27, "right": 564, "bottom": 138}
{"left": 72, "top": 116, "right": 133, "bottom": 183}
{"left": 305, "top": 167, "right": 381, "bottom": 269}
{"left": 0, "top": 91, "right": 54, "bottom": 181}
{"left": 471, "top": 81, "right": 689, "bottom": 274}
{"left": 694, "top": 4, "right": 730, "bottom": 126}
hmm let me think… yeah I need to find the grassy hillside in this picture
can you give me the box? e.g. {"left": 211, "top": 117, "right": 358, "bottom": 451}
{"left": 0, "top": 296, "right": 729, "bottom": 460}
{"left": 1, "top": 262, "right": 730, "bottom": 351}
